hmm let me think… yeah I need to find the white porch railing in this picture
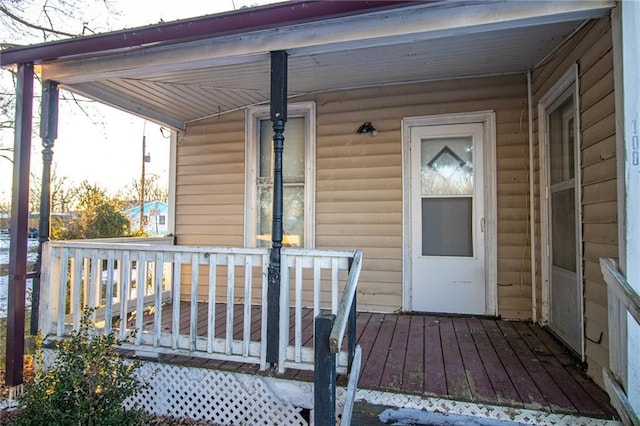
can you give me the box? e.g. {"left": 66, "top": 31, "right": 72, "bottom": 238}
{"left": 600, "top": 257, "right": 640, "bottom": 426}
{"left": 39, "top": 239, "right": 361, "bottom": 373}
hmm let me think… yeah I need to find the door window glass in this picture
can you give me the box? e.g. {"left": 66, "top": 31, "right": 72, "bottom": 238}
{"left": 420, "top": 136, "right": 473, "bottom": 257}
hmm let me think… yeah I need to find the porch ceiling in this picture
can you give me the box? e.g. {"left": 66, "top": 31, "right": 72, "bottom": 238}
{"left": 38, "top": 1, "right": 613, "bottom": 130}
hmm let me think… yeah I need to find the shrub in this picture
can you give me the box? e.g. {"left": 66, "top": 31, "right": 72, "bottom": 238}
{"left": 14, "top": 308, "right": 147, "bottom": 426}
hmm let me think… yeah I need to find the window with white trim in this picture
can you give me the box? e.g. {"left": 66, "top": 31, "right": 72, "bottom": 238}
{"left": 245, "top": 102, "right": 315, "bottom": 248}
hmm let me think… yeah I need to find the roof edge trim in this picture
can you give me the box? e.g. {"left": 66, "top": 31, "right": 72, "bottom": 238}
{"left": 0, "top": 1, "right": 420, "bottom": 67}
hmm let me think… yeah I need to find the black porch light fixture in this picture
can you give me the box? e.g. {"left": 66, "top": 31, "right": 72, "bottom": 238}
{"left": 356, "top": 121, "right": 378, "bottom": 136}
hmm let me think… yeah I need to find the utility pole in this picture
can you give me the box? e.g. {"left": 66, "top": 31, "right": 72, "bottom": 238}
{"left": 140, "top": 122, "right": 148, "bottom": 232}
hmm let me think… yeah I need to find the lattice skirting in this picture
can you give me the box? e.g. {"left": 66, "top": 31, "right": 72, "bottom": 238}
{"left": 127, "top": 362, "right": 313, "bottom": 425}
{"left": 355, "top": 389, "right": 622, "bottom": 426}
{"left": 40, "top": 349, "right": 326, "bottom": 425}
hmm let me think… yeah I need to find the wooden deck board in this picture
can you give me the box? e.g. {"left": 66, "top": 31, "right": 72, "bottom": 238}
{"left": 452, "top": 317, "right": 496, "bottom": 403}
{"left": 379, "top": 314, "right": 410, "bottom": 391}
{"left": 422, "top": 316, "right": 447, "bottom": 396}
{"left": 466, "top": 318, "right": 521, "bottom": 405}
{"left": 512, "top": 322, "right": 603, "bottom": 415}
{"left": 359, "top": 314, "right": 397, "bottom": 388}
{"left": 130, "top": 305, "right": 616, "bottom": 420}
{"left": 526, "top": 323, "right": 618, "bottom": 418}
{"left": 401, "top": 315, "right": 425, "bottom": 394}
{"left": 496, "top": 320, "right": 575, "bottom": 412}
{"left": 480, "top": 319, "right": 547, "bottom": 409}
{"left": 439, "top": 317, "right": 473, "bottom": 400}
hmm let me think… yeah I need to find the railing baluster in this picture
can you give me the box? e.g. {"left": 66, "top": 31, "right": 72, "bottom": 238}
{"left": 260, "top": 252, "right": 269, "bottom": 369}
{"left": 119, "top": 250, "right": 130, "bottom": 340}
{"left": 278, "top": 253, "right": 290, "bottom": 373}
{"left": 172, "top": 252, "right": 182, "bottom": 349}
{"left": 295, "top": 256, "right": 303, "bottom": 363}
{"left": 105, "top": 250, "right": 115, "bottom": 333}
{"left": 243, "top": 255, "right": 253, "bottom": 358}
{"left": 208, "top": 254, "right": 217, "bottom": 354}
{"left": 57, "top": 248, "right": 69, "bottom": 336}
{"left": 72, "top": 249, "right": 83, "bottom": 329}
{"left": 82, "top": 257, "right": 90, "bottom": 307}
{"left": 135, "top": 251, "right": 146, "bottom": 346}
{"left": 313, "top": 257, "right": 321, "bottom": 319}
{"left": 89, "top": 250, "right": 100, "bottom": 317}
{"left": 225, "top": 255, "right": 235, "bottom": 355}
{"left": 153, "top": 252, "right": 163, "bottom": 347}
{"left": 331, "top": 257, "right": 339, "bottom": 314}
{"left": 99, "top": 249, "right": 105, "bottom": 307}
{"left": 190, "top": 253, "right": 200, "bottom": 351}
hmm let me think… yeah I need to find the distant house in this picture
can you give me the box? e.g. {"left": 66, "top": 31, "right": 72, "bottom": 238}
{"left": 124, "top": 200, "right": 168, "bottom": 236}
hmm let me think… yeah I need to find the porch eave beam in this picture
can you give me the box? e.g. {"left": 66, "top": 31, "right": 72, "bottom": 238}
{"left": 6, "top": 62, "right": 34, "bottom": 388}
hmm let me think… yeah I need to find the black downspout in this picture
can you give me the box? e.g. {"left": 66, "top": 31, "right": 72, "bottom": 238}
{"left": 30, "top": 80, "right": 59, "bottom": 335}
{"left": 266, "top": 50, "right": 287, "bottom": 365}
{"left": 6, "top": 62, "right": 34, "bottom": 388}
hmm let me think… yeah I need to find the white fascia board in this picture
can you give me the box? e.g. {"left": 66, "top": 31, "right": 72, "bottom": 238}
{"left": 64, "top": 82, "right": 186, "bottom": 130}
{"left": 42, "top": 0, "right": 614, "bottom": 84}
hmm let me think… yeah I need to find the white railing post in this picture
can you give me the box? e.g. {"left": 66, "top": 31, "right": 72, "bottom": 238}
{"left": 600, "top": 257, "right": 640, "bottom": 425}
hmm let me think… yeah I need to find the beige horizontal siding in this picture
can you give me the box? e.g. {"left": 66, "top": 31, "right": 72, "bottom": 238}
{"left": 532, "top": 16, "right": 616, "bottom": 388}
{"left": 175, "top": 74, "right": 530, "bottom": 314}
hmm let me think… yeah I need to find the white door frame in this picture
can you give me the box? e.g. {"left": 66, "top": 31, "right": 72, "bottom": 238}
{"left": 538, "top": 64, "right": 585, "bottom": 359}
{"left": 402, "top": 111, "right": 497, "bottom": 315}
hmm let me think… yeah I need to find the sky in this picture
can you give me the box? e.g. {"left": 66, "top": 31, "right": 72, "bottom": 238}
{"left": 0, "top": 0, "right": 284, "bottom": 204}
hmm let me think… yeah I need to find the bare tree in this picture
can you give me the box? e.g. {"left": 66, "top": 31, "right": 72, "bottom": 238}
{"left": 29, "top": 163, "right": 78, "bottom": 213}
{"left": 119, "top": 174, "right": 169, "bottom": 206}
{"left": 1, "top": 0, "right": 121, "bottom": 161}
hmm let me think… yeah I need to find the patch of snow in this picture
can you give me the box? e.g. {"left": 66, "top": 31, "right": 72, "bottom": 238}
{"left": 379, "top": 408, "right": 528, "bottom": 426}
{"left": 0, "top": 275, "right": 32, "bottom": 319}
{"left": 0, "top": 238, "right": 38, "bottom": 318}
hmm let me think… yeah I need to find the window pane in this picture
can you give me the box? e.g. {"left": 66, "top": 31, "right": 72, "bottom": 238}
{"left": 257, "top": 186, "right": 272, "bottom": 247}
{"left": 259, "top": 120, "right": 272, "bottom": 179}
{"left": 257, "top": 185, "right": 304, "bottom": 248}
{"left": 259, "top": 117, "right": 305, "bottom": 183}
{"left": 421, "top": 137, "right": 473, "bottom": 196}
{"left": 422, "top": 197, "right": 472, "bottom": 257}
{"left": 552, "top": 188, "right": 576, "bottom": 272}
{"left": 549, "top": 95, "right": 575, "bottom": 185}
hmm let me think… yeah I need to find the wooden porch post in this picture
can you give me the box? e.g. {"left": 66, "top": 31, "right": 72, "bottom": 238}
{"left": 6, "top": 62, "right": 34, "bottom": 388}
{"left": 30, "top": 80, "right": 59, "bottom": 335}
{"left": 266, "top": 50, "right": 288, "bottom": 364}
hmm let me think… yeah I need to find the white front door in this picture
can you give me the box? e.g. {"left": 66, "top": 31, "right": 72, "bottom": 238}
{"left": 409, "top": 122, "right": 486, "bottom": 314}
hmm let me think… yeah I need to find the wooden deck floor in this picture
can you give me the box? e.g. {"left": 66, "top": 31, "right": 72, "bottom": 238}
{"left": 131, "top": 303, "right": 617, "bottom": 420}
